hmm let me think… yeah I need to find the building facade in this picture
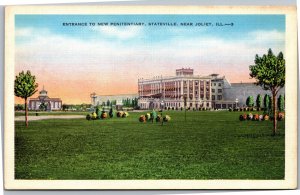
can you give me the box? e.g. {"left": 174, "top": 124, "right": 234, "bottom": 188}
{"left": 28, "top": 87, "right": 62, "bottom": 111}
{"left": 137, "top": 68, "right": 284, "bottom": 110}
{"left": 138, "top": 68, "right": 213, "bottom": 110}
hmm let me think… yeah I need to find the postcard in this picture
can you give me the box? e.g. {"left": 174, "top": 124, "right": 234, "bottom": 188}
{"left": 4, "top": 5, "right": 297, "bottom": 189}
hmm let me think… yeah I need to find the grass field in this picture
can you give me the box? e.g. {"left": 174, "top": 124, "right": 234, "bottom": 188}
{"left": 15, "top": 111, "right": 285, "bottom": 180}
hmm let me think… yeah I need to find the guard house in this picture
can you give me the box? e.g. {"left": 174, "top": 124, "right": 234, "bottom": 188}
{"left": 28, "top": 86, "right": 62, "bottom": 111}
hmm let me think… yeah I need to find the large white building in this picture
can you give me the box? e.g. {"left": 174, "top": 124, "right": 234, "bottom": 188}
{"left": 137, "top": 68, "right": 285, "bottom": 110}
{"left": 138, "top": 68, "right": 215, "bottom": 110}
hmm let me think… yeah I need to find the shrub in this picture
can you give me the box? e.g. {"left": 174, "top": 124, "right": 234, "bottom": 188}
{"left": 96, "top": 108, "right": 102, "bottom": 119}
{"left": 109, "top": 108, "right": 114, "bottom": 118}
{"left": 122, "top": 112, "right": 129, "bottom": 118}
{"left": 259, "top": 115, "right": 264, "bottom": 121}
{"left": 264, "top": 114, "right": 269, "bottom": 121}
{"left": 150, "top": 110, "right": 157, "bottom": 120}
{"left": 243, "top": 114, "right": 247, "bottom": 120}
{"left": 278, "top": 95, "right": 285, "bottom": 112}
{"left": 239, "top": 114, "right": 245, "bottom": 121}
{"left": 86, "top": 114, "right": 91, "bottom": 121}
{"left": 278, "top": 112, "right": 285, "bottom": 121}
{"left": 91, "top": 112, "right": 97, "bottom": 120}
{"left": 247, "top": 113, "right": 253, "bottom": 120}
{"left": 163, "top": 115, "right": 171, "bottom": 122}
{"left": 117, "top": 111, "right": 123, "bottom": 117}
{"left": 145, "top": 113, "right": 151, "bottom": 120}
{"left": 101, "top": 112, "right": 107, "bottom": 119}
{"left": 253, "top": 114, "right": 259, "bottom": 121}
{"left": 156, "top": 115, "right": 162, "bottom": 122}
{"left": 139, "top": 115, "right": 146, "bottom": 122}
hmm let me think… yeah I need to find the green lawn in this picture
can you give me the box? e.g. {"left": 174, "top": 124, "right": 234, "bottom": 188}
{"left": 15, "top": 111, "right": 285, "bottom": 180}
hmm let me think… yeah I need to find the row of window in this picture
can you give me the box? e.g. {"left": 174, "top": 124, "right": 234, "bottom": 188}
{"left": 211, "top": 89, "right": 222, "bottom": 93}
{"left": 212, "top": 95, "right": 222, "bottom": 100}
{"left": 211, "top": 82, "right": 222, "bottom": 87}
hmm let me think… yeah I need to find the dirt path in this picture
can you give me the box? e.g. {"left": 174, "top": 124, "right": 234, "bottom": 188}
{"left": 14, "top": 115, "right": 85, "bottom": 121}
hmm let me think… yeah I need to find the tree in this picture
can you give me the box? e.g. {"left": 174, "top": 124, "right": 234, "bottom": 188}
{"left": 14, "top": 104, "right": 24, "bottom": 111}
{"left": 249, "top": 49, "right": 285, "bottom": 135}
{"left": 264, "top": 94, "right": 270, "bottom": 111}
{"left": 256, "top": 94, "right": 263, "bottom": 110}
{"left": 246, "top": 96, "right": 254, "bottom": 107}
{"left": 62, "top": 104, "right": 69, "bottom": 111}
{"left": 14, "top": 70, "right": 38, "bottom": 127}
{"left": 278, "top": 94, "right": 285, "bottom": 112}
{"left": 39, "top": 102, "right": 48, "bottom": 111}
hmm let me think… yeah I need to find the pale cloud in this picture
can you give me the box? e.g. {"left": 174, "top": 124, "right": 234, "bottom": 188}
{"left": 15, "top": 28, "right": 33, "bottom": 37}
{"left": 15, "top": 27, "right": 285, "bottom": 85}
{"left": 249, "top": 30, "right": 285, "bottom": 41}
{"left": 91, "top": 26, "right": 143, "bottom": 39}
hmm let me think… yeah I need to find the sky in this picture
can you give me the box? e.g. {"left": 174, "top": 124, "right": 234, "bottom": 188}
{"left": 15, "top": 14, "right": 285, "bottom": 104}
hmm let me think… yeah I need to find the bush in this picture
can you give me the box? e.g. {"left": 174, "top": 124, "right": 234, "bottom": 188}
{"left": 145, "top": 113, "right": 151, "bottom": 120}
{"left": 139, "top": 115, "right": 146, "bottom": 122}
{"left": 96, "top": 108, "right": 101, "bottom": 119}
{"left": 150, "top": 110, "right": 157, "bottom": 121}
{"left": 247, "top": 113, "right": 253, "bottom": 120}
{"left": 109, "top": 108, "right": 114, "bottom": 118}
{"left": 253, "top": 114, "right": 259, "bottom": 121}
{"left": 259, "top": 114, "right": 264, "bottom": 121}
{"left": 122, "top": 112, "right": 129, "bottom": 118}
{"left": 117, "top": 111, "right": 123, "bottom": 117}
{"left": 91, "top": 112, "right": 97, "bottom": 120}
{"left": 101, "top": 112, "right": 107, "bottom": 119}
{"left": 239, "top": 114, "right": 245, "bottom": 121}
{"left": 156, "top": 115, "right": 162, "bottom": 122}
{"left": 264, "top": 114, "right": 269, "bottom": 121}
{"left": 86, "top": 114, "right": 91, "bottom": 121}
{"left": 278, "top": 112, "right": 285, "bottom": 121}
{"left": 163, "top": 115, "right": 171, "bottom": 122}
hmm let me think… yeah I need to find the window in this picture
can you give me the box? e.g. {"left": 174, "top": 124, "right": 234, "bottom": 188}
{"left": 212, "top": 95, "right": 215, "bottom": 100}
{"left": 217, "top": 95, "right": 222, "bottom": 100}
{"left": 218, "top": 89, "right": 222, "bottom": 93}
{"left": 214, "top": 83, "right": 216, "bottom": 86}
{"left": 218, "top": 83, "right": 222, "bottom": 87}
{"left": 212, "top": 89, "right": 215, "bottom": 93}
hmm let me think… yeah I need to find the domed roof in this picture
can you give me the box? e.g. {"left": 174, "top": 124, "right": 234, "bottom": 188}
{"left": 39, "top": 86, "right": 48, "bottom": 96}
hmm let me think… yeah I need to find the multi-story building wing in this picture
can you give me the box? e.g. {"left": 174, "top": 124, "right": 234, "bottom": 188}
{"left": 138, "top": 68, "right": 212, "bottom": 110}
